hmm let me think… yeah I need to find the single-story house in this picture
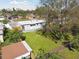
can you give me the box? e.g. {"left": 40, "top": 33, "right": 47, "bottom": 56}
{"left": 5, "top": 19, "right": 46, "bottom": 32}
{"left": 2, "top": 41, "right": 32, "bottom": 59}
{"left": 17, "top": 19, "right": 46, "bottom": 32}
{"left": 0, "top": 23, "right": 4, "bottom": 42}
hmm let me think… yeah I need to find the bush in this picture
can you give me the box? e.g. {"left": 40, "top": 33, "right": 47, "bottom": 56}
{"left": 3, "top": 28, "right": 22, "bottom": 46}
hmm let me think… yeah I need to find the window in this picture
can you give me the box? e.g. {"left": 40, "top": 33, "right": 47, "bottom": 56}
{"left": 22, "top": 57, "right": 30, "bottom": 59}
{"left": 30, "top": 24, "right": 36, "bottom": 26}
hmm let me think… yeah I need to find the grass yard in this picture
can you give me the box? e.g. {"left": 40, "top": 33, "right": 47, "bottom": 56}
{"left": 24, "top": 32, "right": 59, "bottom": 55}
{"left": 24, "top": 32, "right": 79, "bottom": 59}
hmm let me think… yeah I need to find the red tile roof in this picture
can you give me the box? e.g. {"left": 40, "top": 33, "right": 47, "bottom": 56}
{"left": 2, "top": 42, "right": 29, "bottom": 59}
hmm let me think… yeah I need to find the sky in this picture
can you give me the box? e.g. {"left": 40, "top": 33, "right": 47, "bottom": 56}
{"left": 0, "top": 0, "right": 40, "bottom": 10}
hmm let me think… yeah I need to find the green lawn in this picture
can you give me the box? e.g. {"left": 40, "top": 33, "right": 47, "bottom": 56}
{"left": 24, "top": 32, "right": 79, "bottom": 59}
{"left": 24, "top": 32, "right": 59, "bottom": 55}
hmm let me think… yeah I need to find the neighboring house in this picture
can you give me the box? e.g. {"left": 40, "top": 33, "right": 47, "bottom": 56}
{"left": 0, "top": 23, "right": 4, "bottom": 42}
{"left": 5, "top": 19, "right": 46, "bottom": 32}
{"left": 0, "top": 16, "right": 5, "bottom": 20}
{"left": 17, "top": 19, "right": 45, "bottom": 32}
{"left": 2, "top": 41, "right": 32, "bottom": 59}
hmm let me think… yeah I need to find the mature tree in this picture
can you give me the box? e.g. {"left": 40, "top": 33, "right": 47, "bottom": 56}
{"left": 40, "top": 0, "right": 78, "bottom": 25}
{"left": 40, "top": 0, "right": 79, "bottom": 51}
{"left": 40, "top": 0, "right": 78, "bottom": 36}
{"left": 1, "top": 9, "right": 7, "bottom": 16}
{"left": 35, "top": 6, "right": 48, "bottom": 18}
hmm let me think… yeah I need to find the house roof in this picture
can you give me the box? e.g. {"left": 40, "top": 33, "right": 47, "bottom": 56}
{"left": 17, "top": 19, "right": 45, "bottom": 25}
{"left": 2, "top": 41, "right": 32, "bottom": 59}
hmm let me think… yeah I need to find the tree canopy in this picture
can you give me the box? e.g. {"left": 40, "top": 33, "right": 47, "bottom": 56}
{"left": 39, "top": 0, "right": 79, "bottom": 51}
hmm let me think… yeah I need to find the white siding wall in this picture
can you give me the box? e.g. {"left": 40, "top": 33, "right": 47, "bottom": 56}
{"left": 5, "top": 20, "right": 46, "bottom": 32}
{"left": 24, "top": 23, "right": 43, "bottom": 32}
{"left": 14, "top": 52, "right": 31, "bottom": 59}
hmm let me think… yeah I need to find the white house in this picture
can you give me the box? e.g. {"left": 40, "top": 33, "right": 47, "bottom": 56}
{"left": 5, "top": 19, "right": 46, "bottom": 32}
{"left": 17, "top": 19, "right": 46, "bottom": 32}
{"left": 0, "top": 23, "right": 4, "bottom": 42}
{"left": 2, "top": 41, "right": 32, "bottom": 59}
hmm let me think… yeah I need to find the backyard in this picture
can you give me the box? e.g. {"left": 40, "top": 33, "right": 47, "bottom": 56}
{"left": 24, "top": 32, "right": 79, "bottom": 59}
